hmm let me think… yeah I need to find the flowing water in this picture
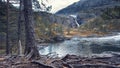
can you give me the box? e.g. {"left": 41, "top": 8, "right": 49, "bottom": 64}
{"left": 38, "top": 33, "right": 120, "bottom": 57}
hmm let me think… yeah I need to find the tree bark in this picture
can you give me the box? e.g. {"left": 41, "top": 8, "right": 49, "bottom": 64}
{"left": 23, "top": 0, "right": 40, "bottom": 59}
{"left": 6, "top": 0, "right": 11, "bottom": 55}
{"left": 18, "top": 0, "right": 24, "bottom": 56}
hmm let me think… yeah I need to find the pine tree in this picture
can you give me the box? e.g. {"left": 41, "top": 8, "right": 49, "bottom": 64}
{"left": 23, "top": 0, "right": 39, "bottom": 59}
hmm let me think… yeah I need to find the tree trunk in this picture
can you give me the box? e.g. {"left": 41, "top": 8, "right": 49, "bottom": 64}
{"left": 6, "top": 0, "right": 11, "bottom": 55}
{"left": 18, "top": 0, "right": 24, "bottom": 56}
{"left": 23, "top": 0, "right": 40, "bottom": 59}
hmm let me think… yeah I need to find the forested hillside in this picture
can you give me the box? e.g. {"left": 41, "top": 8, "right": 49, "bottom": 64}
{"left": 79, "top": 6, "right": 120, "bottom": 34}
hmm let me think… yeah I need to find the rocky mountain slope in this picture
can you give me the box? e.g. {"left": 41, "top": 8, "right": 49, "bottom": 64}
{"left": 56, "top": 0, "right": 120, "bottom": 33}
{"left": 35, "top": 12, "right": 77, "bottom": 28}
{"left": 56, "top": 0, "right": 120, "bottom": 15}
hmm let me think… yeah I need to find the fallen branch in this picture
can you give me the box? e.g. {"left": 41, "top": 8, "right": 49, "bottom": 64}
{"left": 72, "top": 64, "right": 119, "bottom": 68}
{"left": 31, "top": 60, "right": 53, "bottom": 68}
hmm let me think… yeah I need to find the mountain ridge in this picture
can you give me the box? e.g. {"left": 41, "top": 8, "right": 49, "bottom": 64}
{"left": 56, "top": 0, "right": 120, "bottom": 15}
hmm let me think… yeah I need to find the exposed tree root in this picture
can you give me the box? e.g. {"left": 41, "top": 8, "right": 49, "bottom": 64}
{"left": 0, "top": 54, "right": 120, "bottom": 68}
{"left": 31, "top": 60, "right": 53, "bottom": 68}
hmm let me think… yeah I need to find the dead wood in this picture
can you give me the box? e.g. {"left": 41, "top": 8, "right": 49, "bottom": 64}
{"left": 31, "top": 60, "right": 53, "bottom": 68}
{"left": 72, "top": 64, "right": 119, "bottom": 68}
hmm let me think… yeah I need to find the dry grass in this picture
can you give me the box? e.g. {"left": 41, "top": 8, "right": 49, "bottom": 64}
{"left": 64, "top": 28, "right": 105, "bottom": 38}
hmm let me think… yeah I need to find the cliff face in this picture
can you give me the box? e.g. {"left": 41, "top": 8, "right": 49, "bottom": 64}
{"left": 36, "top": 12, "right": 78, "bottom": 28}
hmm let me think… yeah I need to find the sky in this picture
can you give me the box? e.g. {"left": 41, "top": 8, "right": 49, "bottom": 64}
{"left": 39, "top": 0, "right": 80, "bottom": 13}
{"left": 7, "top": 0, "right": 80, "bottom": 13}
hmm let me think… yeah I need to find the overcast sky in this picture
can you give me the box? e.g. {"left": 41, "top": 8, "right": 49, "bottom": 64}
{"left": 39, "top": 0, "right": 79, "bottom": 13}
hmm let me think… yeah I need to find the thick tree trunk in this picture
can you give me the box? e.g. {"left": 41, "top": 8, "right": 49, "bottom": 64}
{"left": 23, "top": 0, "right": 40, "bottom": 59}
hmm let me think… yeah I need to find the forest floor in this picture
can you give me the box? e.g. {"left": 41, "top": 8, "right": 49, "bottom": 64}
{"left": 0, "top": 54, "right": 120, "bottom": 68}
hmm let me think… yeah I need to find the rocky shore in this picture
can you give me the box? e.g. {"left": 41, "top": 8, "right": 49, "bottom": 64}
{"left": 36, "top": 35, "right": 71, "bottom": 43}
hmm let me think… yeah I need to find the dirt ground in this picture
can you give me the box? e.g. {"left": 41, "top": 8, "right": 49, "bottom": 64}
{"left": 0, "top": 54, "right": 120, "bottom": 68}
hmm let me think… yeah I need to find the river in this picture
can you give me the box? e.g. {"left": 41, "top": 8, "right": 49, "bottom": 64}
{"left": 38, "top": 33, "right": 120, "bottom": 57}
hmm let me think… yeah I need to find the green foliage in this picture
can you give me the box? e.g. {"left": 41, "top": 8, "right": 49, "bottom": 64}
{"left": 79, "top": 6, "right": 120, "bottom": 33}
{"left": 0, "top": 1, "right": 7, "bottom": 33}
{"left": 101, "top": 6, "right": 120, "bottom": 19}
{"left": 34, "top": 12, "right": 64, "bottom": 39}
{"left": 0, "top": 1, "right": 19, "bottom": 54}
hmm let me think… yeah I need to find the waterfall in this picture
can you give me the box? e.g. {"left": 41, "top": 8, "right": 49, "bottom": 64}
{"left": 75, "top": 18, "right": 80, "bottom": 27}
{"left": 69, "top": 15, "right": 80, "bottom": 27}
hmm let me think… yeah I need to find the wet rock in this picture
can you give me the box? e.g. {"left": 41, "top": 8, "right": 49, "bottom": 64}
{"left": 65, "top": 37, "right": 71, "bottom": 40}
{"left": 52, "top": 35, "right": 65, "bottom": 42}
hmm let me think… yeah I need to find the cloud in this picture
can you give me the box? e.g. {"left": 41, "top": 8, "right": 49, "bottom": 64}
{"left": 45, "top": 0, "right": 79, "bottom": 13}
